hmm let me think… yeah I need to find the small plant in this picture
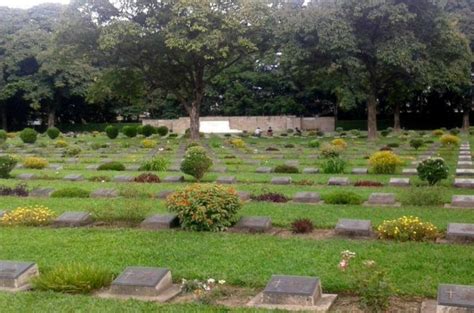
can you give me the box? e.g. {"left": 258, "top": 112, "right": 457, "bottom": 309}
{"left": 377, "top": 216, "right": 438, "bottom": 241}
{"left": 64, "top": 145, "right": 81, "bottom": 157}
{"left": 88, "top": 176, "right": 111, "bottom": 182}
{"left": 55, "top": 140, "right": 68, "bottom": 148}
{"left": 331, "top": 138, "right": 347, "bottom": 149}
{"left": 181, "top": 278, "right": 225, "bottom": 303}
{"left": 354, "top": 180, "right": 384, "bottom": 187}
{"left": 229, "top": 138, "right": 246, "bottom": 148}
{"left": 440, "top": 134, "right": 460, "bottom": 146}
{"left": 141, "top": 124, "right": 156, "bottom": 137}
{"left": 166, "top": 184, "right": 241, "bottom": 231}
{"left": 46, "top": 127, "right": 61, "bottom": 139}
{"left": 0, "top": 155, "right": 17, "bottom": 178}
{"left": 97, "top": 161, "right": 125, "bottom": 171}
{"left": 368, "top": 151, "right": 402, "bottom": 174}
{"left": 401, "top": 186, "right": 444, "bottom": 206}
{"left": 156, "top": 125, "right": 169, "bottom": 137}
{"left": 251, "top": 192, "right": 289, "bottom": 203}
{"left": 0, "top": 205, "right": 56, "bottom": 226}
{"left": 168, "top": 133, "right": 178, "bottom": 138}
{"left": 122, "top": 126, "right": 137, "bottom": 138}
{"left": 51, "top": 188, "right": 90, "bottom": 198}
{"left": 449, "top": 128, "right": 460, "bottom": 135}
{"left": 0, "top": 184, "right": 28, "bottom": 196}
{"left": 141, "top": 139, "right": 158, "bottom": 148}
{"left": 320, "top": 143, "right": 343, "bottom": 158}
{"left": 32, "top": 263, "right": 113, "bottom": 294}
{"left": 379, "top": 146, "right": 392, "bottom": 151}
{"left": 294, "top": 179, "right": 314, "bottom": 186}
{"left": 265, "top": 147, "right": 280, "bottom": 151}
{"left": 20, "top": 128, "right": 38, "bottom": 144}
{"left": 180, "top": 146, "right": 213, "bottom": 181}
{"left": 291, "top": 218, "right": 314, "bottom": 234}
{"left": 380, "top": 129, "right": 390, "bottom": 137}
{"left": 417, "top": 157, "right": 449, "bottom": 185}
{"left": 23, "top": 157, "right": 48, "bottom": 169}
{"left": 273, "top": 164, "right": 299, "bottom": 173}
{"left": 409, "top": 138, "right": 424, "bottom": 150}
{"left": 308, "top": 140, "right": 320, "bottom": 148}
{"left": 324, "top": 191, "right": 363, "bottom": 205}
{"left": 0, "top": 130, "right": 7, "bottom": 142}
{"left": 386, "top": 142, "right": 399, "bottom": 148}
{"left": 140, "top": 157, "right": 169, "bottom": 171}
{"left": 432, "top": 129, "right": 444, "bottom": 137}
{"left": 105, "top": 125, "right": 119, "bottom": 139}
{"left": 134, "top": 173, "right": 160, "bottom": 183}
{"left": 90, "top": 200, "right": 149, "bottom": 223}
{"left": 321, "top": 157, "right": 346, "bottom": 174}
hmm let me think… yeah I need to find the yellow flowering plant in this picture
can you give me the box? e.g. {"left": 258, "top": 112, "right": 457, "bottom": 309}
{"left": 141, "top": 139, "right": 157, "bottom": 148}
{"left": 368, "top": 151, "right": 403, "bottom": 174}
{"left": 1, "top": 205, "right": 56, "bottom": 226}
{"left": 331, "top": 138, "right": 348, "bottom": 149}
{"left": 54, "top": 140, "right": 68, "bottom": 148}
{"left": 23, "top": 157, "right": 49, "bottom": 169}
{"left": 229, "top": 138, "right": 246, "bottom": 149}
{"left": 377, "top": 216, "right": 438, "bottom": 241}
{"left": 439, "top": 134, "right": 460, "bottom": 146}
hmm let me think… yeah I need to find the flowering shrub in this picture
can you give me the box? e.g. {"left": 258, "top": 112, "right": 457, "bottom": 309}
{"left": 141, "top": 139, "right": 157, "bottom": 148}
{"left": 0, "top": 155, "right": 17, "bottom": 178}
{"left": 1, "top": 205, "right": 56, "bottom": 226}
{"left": 180, "top": 146, "right": 213, "bottom": 181}
{"left": 440, "top": 134, "right": 460, "bottom": 146}
{"left": 23, "top": 157, "right": 48, "bottom": 169}
{"left": 368, "top": 151, "right": 403, "bottom": 174}
{"left": 331, "top": 138, "right": 347, "bottom": 149}
{"left": 417, "top": 157, "right": 449, "bottom": 185}
{"left": 55, "top": 140, "right": 68, "bottom": 148}
{"left": 291, "top": 218, "right": 314, "bottom": 234}
{"left": 229, "top": 138, "right": 246, "bottom": 148}
{"left": 181, "top": 278, "right": 225, "bottom": 302}
{"left": 320, "top": 143, "right": 343, "bottom": 158}
{"left": 321, "top": 157, "right": 346, "bottom": 174}
{"left": 377, "top": 216, "right": 438, "bottom": 241}
{"left": 432, "top": 129, "right": 444, "bottom": 136}
{"left": 166, "top": 184, "right": 241, "bottom": 231}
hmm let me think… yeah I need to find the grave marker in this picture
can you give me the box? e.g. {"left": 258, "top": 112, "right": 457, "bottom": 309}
{"left": 449, "top": 195, "right": 474, "bottom": 208}
{"left": 335, "top": 219, "right": 372, "bottom": 237}
{"left": 402, "top": 168, "right": 417, "bottom": 175}
{"left": 216, "top": 176, "right": 236, "bottom": 184}
{"left": 156, "top": 190, "right": 174, "bottom": 199}
{"left": 351, "top": 168, "right": 368, "bottom": 175}
{"left": 389, "top": 178, "right": 410, "bottom": 187}
{"left": 140, "top": 214, "right": 179, "bottom": 230}
{"left": 0, "top": 261, "right": 38, "bottom": 291}
{"left": 366, "top": 193, "right": 398, "bottom": 206}
{"left": 303, "top": 168, "right": 319, "bottom": 174}
{"left": 90, "top": 189, "right": 119, "bottom": 198}
{"left": 446, "top": 223, "right": 474, "bottom": 242}
{"left": 63, "top": 174, "right": 84, "bottom": 181}
{"left": 29, "top": 188, "right": 55, "bottom": 198}
{"left": 437, "top": 284, "right": 474, "bottom": 309}
{"left": 456, "top": 169, "right": 474, "bottom": 176}
{"left": 454, "top": 179, "right": 474, "bottom": 188}
{"left": 16, "top": 174, "right": 37, "bottom": 180}
{"left": 293, "top": 192, "right": 321, "bottom": 204}
{"left": 327, "top": 177, "right": 349, "bottom": 186}
{"left": 271, "top": 177, "right": 291, "bottom": 185}
{"left": 256, "top": 167, "right": 272, "bottom": 173}
{"left": 113, "top": 175, "right": 134, "bottom": 182}
{"left": 53, "top": 211, "right": 93, "bottom": 227}
{"left": 163, "top": 176, "right": 184, "bottom": 183}
{"left": 233, "top": 216, "right": 271, "bottom": 233}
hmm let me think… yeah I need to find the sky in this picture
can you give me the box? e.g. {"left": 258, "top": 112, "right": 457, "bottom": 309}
{"left": 0, "top": 0, "right": 69, "bottom": 9}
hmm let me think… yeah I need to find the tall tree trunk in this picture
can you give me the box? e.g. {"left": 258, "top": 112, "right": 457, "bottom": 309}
{"left": 462, "top": 106, "right": 470, "bottom": 133}
{"left": 367, "top": 92, "right": 377, "bottom": 140}
{"left": 187, "top": 66, "right": 205, "bottom": 141}
{"left": 189, "top": 101, "right": 200, "bottom": 141}
{"left": 393, "top": 102, "right": 401, "bottom": 132}
{"left": 48, "top": 107, "right": 56, "bottom": 128}
{"left": 0, "top": 106, "right": 7, "bottom": 131}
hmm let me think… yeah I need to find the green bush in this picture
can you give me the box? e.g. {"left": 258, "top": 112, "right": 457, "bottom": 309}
{"left": 186, "top": 141, "right": 201, "bottom": 150}
{"left": 324, "top": 191, "right": 363, "bottom": 205}
{"left": 417, "top": 157, "right": 449, "bottom": 185}
{"left": 381, "top": 129, "right": 390, "bottom": 137}
{"left": 320, "top": 143, "right": 342, "bottom": 158}
{"left": 97, "top": 161, "right": 125, "bottom": 171}
{"left": 387, "top": 142, "right": 399, "bottom": 148}
{"left": 321, "top": 157, "right": 346, "bottom": 174}
{"left": 51, "top": 188, "right": 90, "bottom": 198}
{"left": 136, "top": 125, "right": 144, "bottom": 135}
{"left": 409, "top": 138, "right": 424, "bottom": 150}
{"left": 180, "top": 146, "right": 213, "bottom": 181}
{"left": 46, "top": 127, "right": 60, "bottom": 139}
{"left": 139, "top": 157, "right": 169, "bottom": 171}
{"left": 122, "top": 126, "right": 137, "bottom": 138}
{"left": 273, "top": 164, "right": 299, "bottom": 173}
{"left": 0, "top": 155, "right": 17, "bottom": 178}
{"left": 308, "top": 140, "right": 320, "bottom": 148}
{"left": 0, "top": 130, "right": 8, "bottom": 142}
{"left": 20, "top": 128, "right": 38, "bottom": 144}
{"left": 141, "top": 124, "right": 156, "bottom": 137}
{"left": 32, "top": 263, "right": 113, "bottom": 294}
{"left": 168, "top": 133, "right": 178, "bottom": 138}
{"left": 401, "top": 187, "right": 444, "bottom": 206}
{"left": 156, "top": 126, "right": 169, "bottom": 136}
{"left": 166, "top": 184, "right": 241, "bottom": 231}
{"left": 90, "top": 200, "right": 150, "bottom": 223}
{"left": 64, "top": 145, "right": 81, "bottom": 157}
{"left": 105, "top": 125, "right": 119, "bottom": 139}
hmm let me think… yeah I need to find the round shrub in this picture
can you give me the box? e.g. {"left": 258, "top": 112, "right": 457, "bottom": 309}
{"left": 331, "top": 138, "right": 347, "bottom": 149}
{"left": 23, "top": 157, "right": 48, "bottom": 169}
{"left": 139, "top": 157, "right": 169, "bottom": 171}
{"left": 156, "top": 126, "right": 169, "bottom": 137}
{"left": 229, "top": 138, "right": 246, "bottom": 148}
{"left": 136, "top": 125, "right": 144, "bottom": 135}
{"left": 64, "top": 145, "right": 81, "bottom": 157}
{"left": 449, "top": 128, "right": 460, "bottom": 135}
{"left": 105, "top": 125, "right": 119, "bottom": 139}
{"left": 32, "top": 263, "right": 113, "bottom": 294}
{"left": 324, "top": 191, "right": 363, "bottom": 205}
{"left": 97, "top": 161, "right": 125, "bottom": 171}
{"left": 401, "top": 187, "right": 445, "bottom": 206}
{"left": 409, "top": 138, "right": 424, "bottom": 150}
{"left": 122, "top": 126, "right": 137, "bottom": 138}
{"left": 417, "top": 157, "right": 449, "bottom": 185}
{"left": 51, "top": 188, "right": 89, "bottom": 198}
{"left": 141, "top": 124, "right": 156, "bottom": 137}
{"left": 377, "top": 216, "right": 438, "bottom": 241}
{"left": 141, "top": 139, "right": 157, "bottom": 148}
{"left": 0, "top": 130, "right": 7, "bottom": 142}
{"left": 440, "top": 134, "right": 460, "bottom": 146}
{"left": 380, "top": 129, "right": 390, "bottom": 137}
{"left": 0, "top": 155, "right": 17, "bottom": 178}
{"left": 166, "top": 184, "right": 241, "bottom": 231}
{"left": 291, "top": 218, "right": 314, "bottom": 234}
{"left": 368, "top": 151, "right": 402, "bottom": 174}
{"left": 46, "top": 127, "right": 61, "bottom": 139}
{"left": 308, "top": 140, "right": 320, "bottom": 148}
{"left": 0, "top": 205, "right": 56, "bottom": 226}
{"left": 320, "top": 143, "right": 342, "bottom": 158}
{"left": 55, "top": 140, "right": 68, "bottom": 148}
{"left": 180, "top": 146, "right": 213, "bottom": 181}
{"left": 321, "top": 157, "right": 346, "bottom": 174}
{"left": 20, "top": 128, "right": 38, "bottom": 144}
{"left": 432, "top": 129, "right": 444, "bottom": 137}
{"left": 273, "top": 164, "right": 299, "bottom": 173}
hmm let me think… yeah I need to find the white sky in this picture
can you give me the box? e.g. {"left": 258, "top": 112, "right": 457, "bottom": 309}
{"left": 0, "top": 0, "right": 69, "bottom": 9}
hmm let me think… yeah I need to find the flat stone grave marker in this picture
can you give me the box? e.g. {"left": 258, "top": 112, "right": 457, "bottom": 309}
{"left": 211, "top": 166, "right": 227, "bottom": 173}
{"left": 366, "top": 193, "right": 398, "bottom": 206}
{"left": 113, "top": 175, "right": 134, "bottom": 182}
{"left": 238, "top": 191, "right": 251, "bottom": 201}
{"left": 140, "top": 214, "right": 179, "bottom": 230}
{"left": 351, "top": 168, "right": 368, "bottom": 175}
{"left": 156, "top": 190, "right": 174, "bottom": 199}
{"left": 48, "top": 164, "right": 63, "bottom": 170}
{"left": 303, "top": 168, "right": 319, "bottom": 174}
{"left": 327, "top": 177, "right": 349, "bottom": 186}
{"left": 459, "top": 155, "right": 472, "bottom": 161}
{"left": 216, "top": 176, "right": 236, "bottom": 184}
{"left": 449, "top": 195, "right": 474, "bottom": 208}
{"left": 335, "top": 219, "right": 372, "bottom": 237}
{"left": 271, "top": 177, "right": 291, "bottom": 185}
{"left": 163, "top": 176, "right": 184, "bottom": 183}
{"left": 65, "top": 158, "right": 79, "bottom": 164}
{"left": 446, "top": 223, "right": 474, "bottom": 242}
{"left": 454, "top": 178, "right": 474, "bottom": 188}
{"left": 389, "top": 178, "right": 410, "bottom": 187}
{"left": 90, "top": 189, "right": 119, "bottom": 198}
{"left": 86, "top": 164, "right": 99, "bottom": 170}
{"left": 457, "top": 161, "right": 473, "bottom": 168}
{"left": 285, "top": 160, "right": 299, "bottom": 167}
{"left": 0, "top": 261, "right": 39, "bottom": 291}
{"left": 14, "top": 164, "right": 23, "bottom": 169}
{"left": 63, "top": 174, "right": 84, "bottom": 181}
{"left": 256, "top": 167, "right": 272, "bottom": 173}
{"left": 293, "top": 192, "right": 321, "bottom": 204}
{"left": 233, "top": 216, "right": 271, "bottom": 233}
{"left": 29, "top": 188, "right": 55, "bottom": 198}
{"left": 16, "top": 174, "right": 37, "bottom": 180}
{"left": 168, "top": 165, "right": 180, "bottom": 172}
{"left": 53, "top": 211, "right": 93, "bottom": 227}
{"left": 126, "top": 165, "right": 140, "bottom": 171}
{"left": 402, "top": 168, "right": 417, "bottom": 175}
{"left": 459, "top": 150, "right": 471, "bottom": 155}
{"left": 456, "top": 169, "right": 474, "bottom": 176}
{"left": 437, "top": 284, "right": 474, "bottom": 309}
{"left": 106, "top": 266, "right": 180, "bottom": 301}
